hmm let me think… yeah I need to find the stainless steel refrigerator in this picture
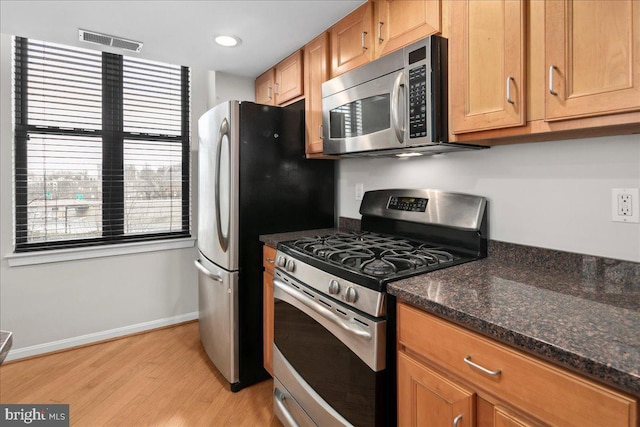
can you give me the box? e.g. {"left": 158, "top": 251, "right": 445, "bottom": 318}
{"left": 195, "top": 100, "right": 335, "bottom": 392}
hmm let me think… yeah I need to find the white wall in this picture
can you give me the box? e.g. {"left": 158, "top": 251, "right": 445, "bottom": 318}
{"left": 0, "top": 34, "right": 251, "bottom": 360}
{"left": 337, "top": 135, "right": 640, "bottom": 262}
{"left": 207, "top": 71, "right": 255, "bottom": 109}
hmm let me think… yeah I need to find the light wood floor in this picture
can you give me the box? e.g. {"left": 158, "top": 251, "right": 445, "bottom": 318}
{"left": 0, "top": 322, "right": 281, "bottom": 426}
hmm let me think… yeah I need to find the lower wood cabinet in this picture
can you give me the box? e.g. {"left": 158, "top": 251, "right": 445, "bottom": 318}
{"left": 397, "top": 302, "right": 638, "bottom": 427}
{"left": 262, "top": 245, "right": 276, "bottom": 376}
{"left": 398, "top": 351, "right": 475, "bottom": 427}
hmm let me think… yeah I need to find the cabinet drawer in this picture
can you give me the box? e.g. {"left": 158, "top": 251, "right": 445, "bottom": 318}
{"left": 263, "top": 245, "right": 276, "bottom": 273}
{"left": 397, "top": 303, "right": 637, "bottom": 427}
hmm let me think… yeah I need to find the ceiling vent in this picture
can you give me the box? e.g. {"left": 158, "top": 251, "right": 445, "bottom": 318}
{"left": 78, "top": 29, "right": 143, "bottom": 53}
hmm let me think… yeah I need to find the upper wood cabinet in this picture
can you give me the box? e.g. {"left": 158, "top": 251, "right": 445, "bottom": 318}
{"left": 304, "top": 33, "right": 330, "bottom": 156}
{"left": 255, "top": 50, "right": 303, "bottom": 106}
{"left": 330, "top": 1, "right": 443, "bottom": 78}
{"left": 449, "top": 0, "right": 526, "bottom": 134}
{"left": 255, "top": 69, "right": 275, "bottom": 106}
{"left": 330, "top": 1, "right": 374, "bottom": 78}
{"left": 275, "top": 50, "right": 304, "bottom": 105}
{"left": 374, "top": 0, "right": 441, "bottom": 58}
{"left": 449, "top": 0, "right": 640, "bottom": 144}
{"left": 544, "top": 0, "right": 640, "bottom": 121}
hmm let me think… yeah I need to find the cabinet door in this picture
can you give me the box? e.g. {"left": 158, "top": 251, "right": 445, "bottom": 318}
{"left": 255, "top": 69, "right": 275, "bottom": 106}
{"left": 330, "top": 1, "right": 374, "bottom": 78}
{"left": 304, "top": 33, "right": 329, "bottom": 156}
{"left": 398, "top": 351, "right": 475, "bottom": 427}
{"left": 450, "top": 0, "right": 526, "bottom": 134}
{"left": 545, "top": 0, "right": 640, "bottom": 121}
{"left": 493, "top": 406, "right": 538, "bottom": 427}
{"left": 374, "top": 0, "right": 441, "bottom": 58}
{"left": 275, "top": 50, "right": 303, "bottom": 105}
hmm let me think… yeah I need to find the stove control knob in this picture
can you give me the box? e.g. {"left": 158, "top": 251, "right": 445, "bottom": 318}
{"left": 276, "top": 256, "right": 286, "bottom": 268}
{"left": 328, "top": 280, "right": 340, "bottom": 295}
{"left": 345, "top": 287, "right": 358, "bottom": 304}
{"left": 285, "top": 259, "right": 296, "bottom": 273}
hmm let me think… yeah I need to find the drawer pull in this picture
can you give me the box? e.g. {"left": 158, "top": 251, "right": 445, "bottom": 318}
{"left": 464, "top": 355, "right": 501, "bottom": 377}
{"left": 453, "top": 414, "right": 463, "bottom": 427}
{"left": 266, "top": 257, "right": 275, "bottom": 264}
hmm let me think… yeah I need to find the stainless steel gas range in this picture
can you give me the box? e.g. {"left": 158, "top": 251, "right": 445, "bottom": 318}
{"left": 272, "top": 189, "right": 488, "bottom": 427}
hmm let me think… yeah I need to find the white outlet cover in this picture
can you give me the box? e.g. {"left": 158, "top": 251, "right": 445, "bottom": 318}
{"left": 612, "top": 188, "right": 640, "bottom": 223}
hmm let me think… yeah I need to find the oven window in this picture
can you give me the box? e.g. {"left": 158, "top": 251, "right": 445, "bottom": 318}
{"left": 329, "top": 94, "right": 390, "bottom": 139}
{"left": 274, "top": 298, "right": 384, "bottom": 427}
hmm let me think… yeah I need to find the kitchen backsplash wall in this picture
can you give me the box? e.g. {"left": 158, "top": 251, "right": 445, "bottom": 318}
{"left": 337, "top": 135, "right": 640, "bottom": 262}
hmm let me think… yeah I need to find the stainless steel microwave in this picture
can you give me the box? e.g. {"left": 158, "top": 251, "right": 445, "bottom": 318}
{"left": 322, "top": 35, "right": 484, "bottom": 157}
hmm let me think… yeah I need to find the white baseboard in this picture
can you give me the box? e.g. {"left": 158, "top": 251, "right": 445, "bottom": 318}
{"left": 4, "top": 312, "right": 198, "bottom": 362}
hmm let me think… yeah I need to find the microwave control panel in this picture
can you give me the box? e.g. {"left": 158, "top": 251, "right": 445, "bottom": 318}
{"left": 408, "top": 65, "right": 427, "bottom": 139}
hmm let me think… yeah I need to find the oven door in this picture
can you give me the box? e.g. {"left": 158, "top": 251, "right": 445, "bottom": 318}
{"left": 273, "top": 273, "right": 386, "bottom": 427}
{"left": 322, "top": 70, "right": 406, "bottom": 155}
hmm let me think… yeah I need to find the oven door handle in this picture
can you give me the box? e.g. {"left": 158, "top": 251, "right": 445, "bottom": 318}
{"left": 274, "top": 387, "right": 301, "bottom": 427}
{"left": 273, "top": 279, "right": 372, "bottom": 341}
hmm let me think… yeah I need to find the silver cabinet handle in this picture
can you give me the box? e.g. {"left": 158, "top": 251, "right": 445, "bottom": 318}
{"left": 464, "top": 355, "right": 502, "bottom": 376}
{"left": 267, "top": 86, "right": 273, "bottom": 100}
{"left": 453, "top": 414, "right": 463, "bottom": 427}
{"left": 266, "top": 257, "right": 275, "bottom": 264}
{"left": 274, "top": 388, "right": 300, "bottom": 427}
{"left": 378, "top": 21, "right": 384, "bottom": 43}
{"left": 318, "top": 124, "right": 323, "bottom": 140}
{"left": 274, "top": 82, "right": 279, "bottom": 96}
{"left": 549, "top": 65, "right": 558, "bottom": 95}
{"left": 506, "top": 76, "right": 515, "bottom": 104}
{"left": 361, "top": 31, "right": 368, "bottom": 51}
{"left": 274, "top": 278, "right": 372, "bottom": 340}
{"left": 194, "top": 260, "right": 223, "bottom": 282}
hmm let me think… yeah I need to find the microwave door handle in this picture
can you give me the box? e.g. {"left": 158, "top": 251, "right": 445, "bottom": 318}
{"left": 215, "top": 117, "right": 230, "bottom": 252}
{"left": 391, "top": 72, "right": 406, "bottom": 144}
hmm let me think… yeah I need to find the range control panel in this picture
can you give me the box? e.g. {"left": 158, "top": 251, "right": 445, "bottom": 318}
{"left": 408, "top": 65, "right": 428, "bottom": 139}
{"left": 388, "top": 196, "right": 428, "bottom": 212}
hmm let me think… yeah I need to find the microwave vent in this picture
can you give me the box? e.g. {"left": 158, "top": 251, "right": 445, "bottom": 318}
{"left": 78, "top": 29, "right": 143, "bottom": 53}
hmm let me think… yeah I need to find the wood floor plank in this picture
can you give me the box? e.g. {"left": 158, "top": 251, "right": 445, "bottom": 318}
{"left": 0, "top": 322, "right": 281, "bottom": 426}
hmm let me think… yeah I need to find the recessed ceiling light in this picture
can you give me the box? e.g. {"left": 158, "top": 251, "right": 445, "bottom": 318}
{"left": 214, "top": 35, "right": 241, "bottom": 47}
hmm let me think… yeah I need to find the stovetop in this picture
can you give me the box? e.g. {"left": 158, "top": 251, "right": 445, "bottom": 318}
{"left": 277, "top": 230, "right": 480, "bottom": 292}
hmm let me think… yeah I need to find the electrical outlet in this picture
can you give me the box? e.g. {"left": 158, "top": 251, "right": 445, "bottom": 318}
{"left": 355, "top": 183, "right": 364, "bottom": 201}
{"left": 612, "top": 188, "right": 640, "bottom": 223}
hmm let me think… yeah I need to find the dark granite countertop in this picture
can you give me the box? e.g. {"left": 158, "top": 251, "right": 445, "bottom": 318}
{"left": 260, "top": 225, "right": 640, "bottom": 398}
{"left": 388, "top": 241, "right": 640, "bottom": 397}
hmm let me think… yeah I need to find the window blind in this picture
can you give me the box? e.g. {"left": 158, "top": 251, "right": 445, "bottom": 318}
{"left": 13, "top": 37, "right": 190, "bottom": 252}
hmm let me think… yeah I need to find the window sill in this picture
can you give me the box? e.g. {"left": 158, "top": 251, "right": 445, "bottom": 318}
{"left": 5, "top": 237, "right": 196, "bottom": 267}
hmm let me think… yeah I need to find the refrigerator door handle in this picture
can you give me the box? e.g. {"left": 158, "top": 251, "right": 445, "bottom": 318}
{"left": 194, "top": 259, "right": 223, "bottom": 283}
{"left": 215, "top": 117, "right": 230, "bottom": 252}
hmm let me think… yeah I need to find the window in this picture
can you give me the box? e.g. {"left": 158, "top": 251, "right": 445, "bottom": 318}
{"left": 13, "top": 37, "right": 190, "bottom": 252}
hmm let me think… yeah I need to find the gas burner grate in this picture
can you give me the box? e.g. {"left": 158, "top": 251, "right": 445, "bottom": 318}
{"left": 290, "top": 231, "right": 459, "bottom": 278}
